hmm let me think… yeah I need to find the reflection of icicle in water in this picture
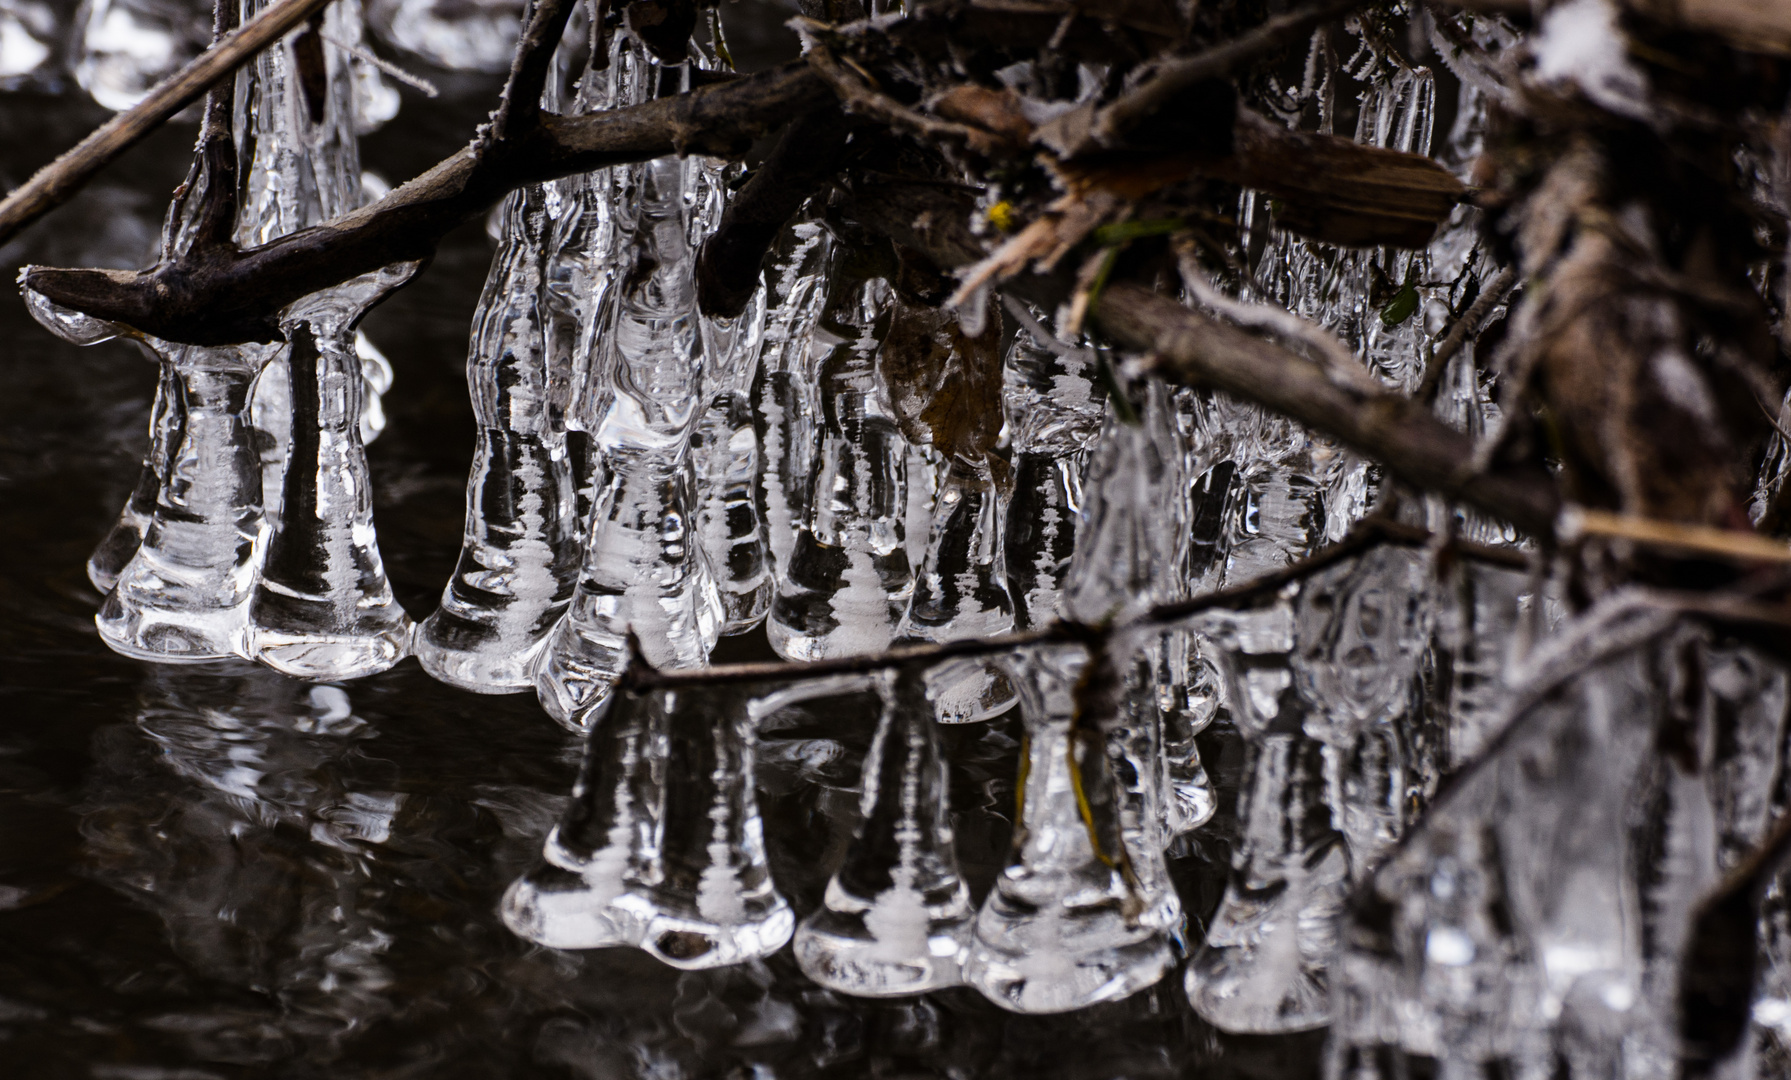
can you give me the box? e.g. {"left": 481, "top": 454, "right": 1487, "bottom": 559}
{"left": 963, "top": 646, "right": 1180, "bottom": 1014}
{"left": 1186, "top": 591, "right": 1340, "bottom": 1033}
{"left": 414, "top": 181, "right": 579, "bottom": 692}
{"left": 906, "top": 456, "right": 1016, "bottom": 723}
{"left": 795, "top": 666, "right": 973, "bottom": 994}
{"left": 538, "top": 75, "right": 719, "bottom": 725}
{"left": 248, "top": 264, "right": 418, "bottom": 679}
{"left": 753, "top": 218, "right": 835, "bottom": 580}
{"left": 505, "top": 682, "right": 793, "bottom": 968}
{"left": 1326, "top": 619, "right": 1783, "bottom": 1079}
{"left": 768, "top": 271, "right": 913, "bottom": 661}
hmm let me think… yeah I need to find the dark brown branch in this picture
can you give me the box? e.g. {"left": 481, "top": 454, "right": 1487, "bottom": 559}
{"left": 1093, "top": 282, "right": 1564, "bottom": 538}
{"left": 0, "top": 0, "right": 335, "bottom": 250}
{"left": 22, "top": 63, "right": 833, "bottom": 345}
{"left": 184, "top": 1, "right": 242, "bottom": 256}
{"left": 1036, "top": 0, "right": 1368, "bottom": 157}
{"left": 488, "top": 0, "right": 579, "bottom": 146}
{"left": 622, "top": 518, "right": 1526, "bottom": 694}
{"left": 695, "top": 105, "right": 853, "bottom": 318}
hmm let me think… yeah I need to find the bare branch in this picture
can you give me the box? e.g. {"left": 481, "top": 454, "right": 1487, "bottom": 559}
{"left": 622, "top": 518, "right": 1528, "bottom": 695}
{"left": 22, "top": 64, "right": 833, "bottom": 345}
{"left": 1093, "top": 282, "right": 1565, "bottom": 539}
{"left": 488, "top": 0, "right": 579, "bottom": 146}
{"left": 1037, "top": 0, "right": 1367, "bottom": 157}
{"left": 0, "top": 0, "right": 336, "bottom": 249}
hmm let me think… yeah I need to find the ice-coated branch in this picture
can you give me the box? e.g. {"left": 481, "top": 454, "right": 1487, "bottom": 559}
{"left": 22, "top": 63, "right": 833, "bottom": 345}
{"left": 0, "top": 0, "right": 335, "bottom": 248}
{"left": 621, "top": 517, "right": 1526, "bottom": 694}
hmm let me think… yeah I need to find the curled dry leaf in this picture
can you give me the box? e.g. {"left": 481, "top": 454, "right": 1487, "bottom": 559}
{"left": 930, "top": 85, "right": 1034, "bottom": 151}
{"left": 880, "top": 297, "right": 1005, "bottom": 464}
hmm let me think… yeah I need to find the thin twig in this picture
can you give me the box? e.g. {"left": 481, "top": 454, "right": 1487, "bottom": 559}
{"left": 1090, "top": 0, "right": 1367, "bottom": 148}
{"left": 622, "top": 517, "right": 1527, "bottom": 694}
{"left": 1563, "top": 506, "right": 1791, "bottom": 565}
{"left": 796, "top": 28, "right": 1005, "bottom": 157}
{"left": 489, "top": 0, "right": 579, "bottom": 146}
{"left": 0, "top": 0, "right": 335, "bottom": 249}
{"left": 1417, "top": 265, "right": 1517, "bottom": 403}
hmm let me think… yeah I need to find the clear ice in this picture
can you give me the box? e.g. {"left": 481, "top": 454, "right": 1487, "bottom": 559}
{"left": 504, "top": 681, "right": 793, "bottom": 969}
{"left": 793, "top": 666, "right": 973, "bottom": 994}
{"left": 766, "top": 271, "right": 914, "bottom": 661}
{"left": 537, "top": 40, "right": 721, "bottom": 727}
{"left": 962, "top": 645, "right": 1181, "bottom": 1014}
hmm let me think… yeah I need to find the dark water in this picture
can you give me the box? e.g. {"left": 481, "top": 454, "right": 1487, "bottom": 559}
{"left": 0, "top": 32, "right": 1325, "bottom": 1080}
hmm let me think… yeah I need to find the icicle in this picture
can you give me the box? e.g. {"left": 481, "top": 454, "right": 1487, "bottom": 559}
{"left": 962, "top": 645, "right": 1181, "bottom": 1014}
{"left": 0, "top": 1, "right": 60, "bottom": 90}
{"left": 1062, "top": 381, "right": 1213, "bottom": 838}
{"left": 752, "top": 218, "right": 836, "bottom": 578}
{"left": 87, "top": 359, "right": 179, "bottom": 593}
{"left": 366, "top": 0, "right": 523, "bottom": 73}
{"left": 1326, "top": 620, "right": 1744, "bottom": 1077}
{"left": 25, "top": 80, "right": 277, "bottom": 663}
{"left": 1184, "top": 726, "right": 1349, "bottom": 1033}
{"left": 905, "top": 456, "right": 1017, "bottom": 724}
{"left": 766, "top": 270, "right": 914, "bottom": 661}
{"left": 538, "top": 53, "right": 720, "bottom": 727}
{"left": 72, "top": 0, "right": 208, "bottom": 112}
{"left": 247, "top": 262, "right": 419, "bottom": 679}
{"left": 504, "top": 681, "right": 794, "bottom": 968}
{"left": 95, "top": 339, "right": 273, "bottom": 661}
{"left": 414, "top": 185, "right": 581, "bottom": 692}
{"left": 695, "top": 282, "right": 774, "bottom": 634}
{"left": 794, "top": 665, "right": 973, "bottom": 995}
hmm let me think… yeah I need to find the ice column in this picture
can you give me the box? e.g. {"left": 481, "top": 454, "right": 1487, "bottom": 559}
{"left": 693, "top": 179, "right": 774, "bottom": 634}
{"left": 413, "top": 185, "right": 580, "bottom": 691}
{"left": 25, "top": 92, "right": 274, "bottom": 662}
{"left": 767, "top": 270, "right": 914, "bottom": 660}
{"left": 504, "top": 681, "right": 793, "bottom": 968}
{"left": 537, "top": 61, "right": 720, "bottom": 726}
{"left": 752, "top": 218, "right": 834, "bottom": 580}
{"left": 963, "top": 645, "right": 1181, "bottom": 1013}
{"left": 1185, "top": 594, "right": 1350, "bottom": 1033}
{"left": 794, "top": 665, "right": 973, "bottom": 994}
{"left": 1001, "top": 306, "right": 1104, "bottom": 630}
{"left": 96, "top": 338, "right": 273, "bottom": 661}
{"left": 906, "top": 455, "right": 1017, "bottom": 723}
{"left": 248, "top": 263, "right": 419, "bottom": 679}
{"left": 1062, "top": 381, "right": 1213, "bottom": 837}
{"left": 87, "top": 362, "right": 179, "bottom": 593}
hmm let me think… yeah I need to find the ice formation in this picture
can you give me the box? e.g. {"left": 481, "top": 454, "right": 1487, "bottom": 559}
{"left": 42, "top": 5, "right": 1791, "bottom": 1069}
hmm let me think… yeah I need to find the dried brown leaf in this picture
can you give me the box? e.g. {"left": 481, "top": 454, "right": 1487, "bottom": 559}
{"left": 880, "top": 298, "right": 1005, "bottom": 463}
